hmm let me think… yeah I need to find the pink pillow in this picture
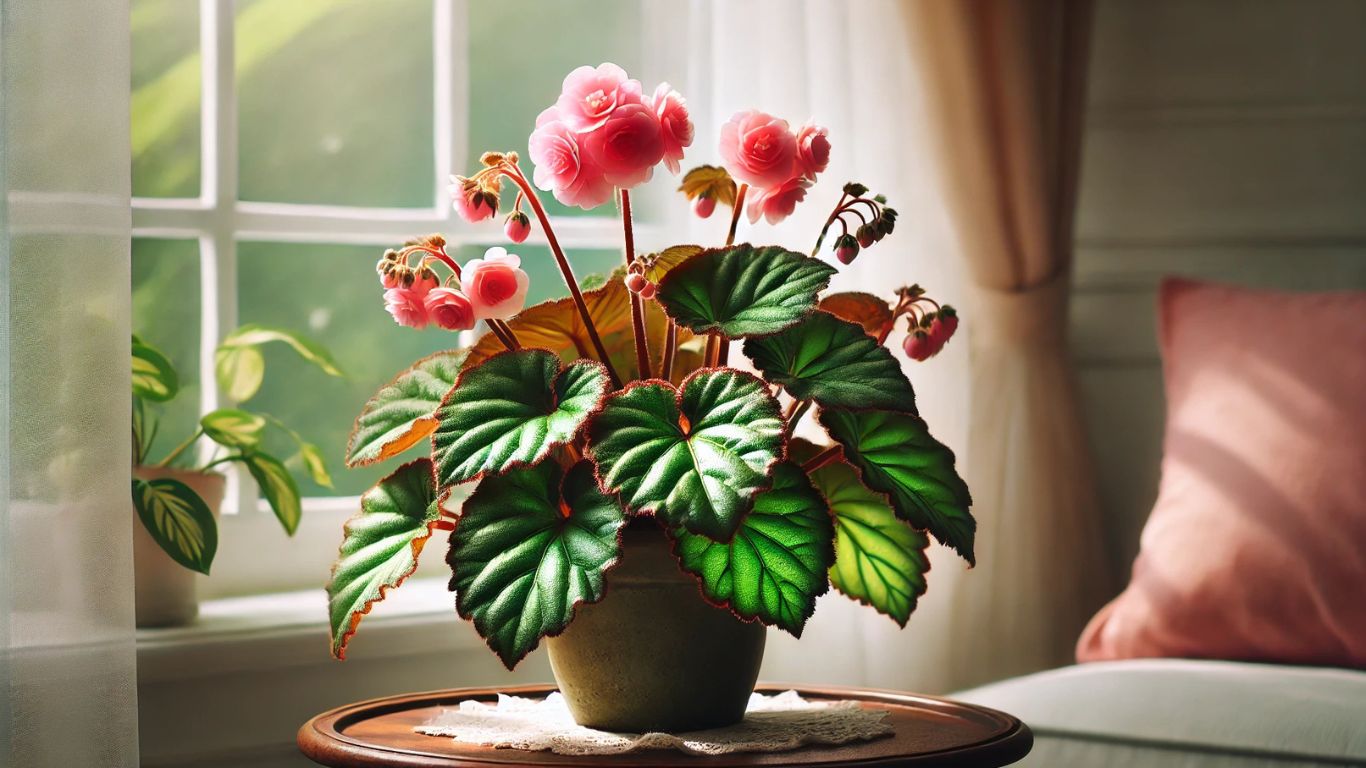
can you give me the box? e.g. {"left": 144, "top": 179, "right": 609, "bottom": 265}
{"left": 1077, "top": 278, "right": 1366, "bottom": 668}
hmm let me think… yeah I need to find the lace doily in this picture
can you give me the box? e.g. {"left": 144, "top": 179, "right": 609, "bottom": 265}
{"left": 416, "top": 690, "right": 893, "bottom": 756}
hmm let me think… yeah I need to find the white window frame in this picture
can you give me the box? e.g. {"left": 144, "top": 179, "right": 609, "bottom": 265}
{"left": 131, "top": 0, "right": 674, "bottom": 596}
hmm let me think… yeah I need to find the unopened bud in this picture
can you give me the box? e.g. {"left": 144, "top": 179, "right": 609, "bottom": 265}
{"left": 834, "top": 234, "right": 859, "bottom": 265}
{"left": 903, "top": 330, "right": 935, "bottom": 361}
{"left": 856, "top": 224, "right": 877, "bottom": 249}
{"left": 693, "top": 195, "right": 716, "bottom": 219}
{"left": 625, "top": 272, "right": 649, "bottom": 294}
{"left": 504, "top": 211, "right": 531, "bottom": 244}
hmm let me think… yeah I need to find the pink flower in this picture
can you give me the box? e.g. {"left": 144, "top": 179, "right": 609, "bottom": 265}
{"left": 746, "top": 176, "right": 811, "bottom": 225}
{"left": 718, "top": 110, "right": 797, "bottom": 189}
{"left": 795, "top": 124, "right": 830, "bottom": 180}
{"left": 529, "top": 109, "right": 613, "bottom": 210}
{"left": 580, "top": 102, "right": 664, "bottom": 188}
{"left": 450, "top": 175, "right": 497, "bottom": 222}
{"left": 424, "top": 287, "right": 476, "bottom": 331}
{"left": 460, "top": 247, "right": 530, "bottom": 321}
{"left": 383, "top": 287, "right": 430, "bottom": 329}
{"left": 555, "top": 63, "right": 643, "bottom": 133}
{"left": 411, "top": 267, "right": 439, "bottom": 294}
{"left": 649, "top": 83, "right": 693, "bottom": 175}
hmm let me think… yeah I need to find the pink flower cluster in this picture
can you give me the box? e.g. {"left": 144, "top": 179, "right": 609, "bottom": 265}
{"left": 529, "top": 64, "right": 694, "bottom": 209}
{"left": 379, "top": 247, "right": 529, "bottom": 330}
{"left": 718, "top": 111, "right": 830, "bottom": 225}
{"left": 903, "top": 308, "right": 959, "bottom": 361}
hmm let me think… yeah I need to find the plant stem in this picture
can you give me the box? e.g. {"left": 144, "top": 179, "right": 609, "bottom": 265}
{"left": 495, "top": 319, "right": 521, "bottom": 348}
{"left": 485, "top": 320, "right": 515, "bottom": 351}
{"left": 725, "top": 183, "right": 749, "bottom": 246}
{"left": 659, "top": 321, "right": 677, "bottom": 382}
{"left": 716, "top": 336, "right": 729, "bottom": 366}
{"left": 157, "top": 428, "right": 203, "bottom": 468}
{"left": 201, "top": 453, "right": 241, "bottom": 471}
{"left": 785, "top": 399, "right": 812, "bottom": 434}
{"left": 619, "top": 189, "right": 651, "bottom": 380}
{"left": 704, "top": 333, "right": 720, "bottom": 367}
{"left": 800, "top": 444, "right": 843, "bottom": 474}
{"left": 811, "top": 192, "right": 850, "bottom": 257}
{"left": 500, "top": 163, "right": 621, "bottom": 388}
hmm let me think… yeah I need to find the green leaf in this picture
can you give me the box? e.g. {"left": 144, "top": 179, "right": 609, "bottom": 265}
{"left": 588, "top": 369, "right": 785, "bottom": 541}
{"left": 299, "top": 442, "right": 332, "bottom": 488}
{"left": 214, "top": 344, "right": 265, "bottom": 402}
{"left": 346, "top": 350, "right": 465, "bottom": 467}
{"left": 432, "top": 349, "right": 608, "bottom": 489}
{"left": 818, "top": 408, "right": 974, "bottom": 564}
{"left": 242, "top": 452, "right": 302, "bottom": 535}
{"left": 744, "top": 310, "right": 917, "bottom": 413}
{"left": 449, "top": 461, "right": 625, "bottom": 669}
{"left": 656, "top": 244, "right": 837, "bottom": 338}
{"left": 216, "top": 323, "right": 343, "bottom": 401}
{"left": 794, "top": 439, "right": 929, "bottom": 626}
{"left": 200, "top": 408, "right": 266, "bottom": 451}
{"left": 132, "top": 338, "right": 179, "bottom": 402}
{"left": 132, "top": 477, "right": 217, "bottom": 574}
{"left": 327, "top": 459, "right": 440, "bottom": 658}
{"left": 670, "top": 462, "right": 834, "bottom": 635}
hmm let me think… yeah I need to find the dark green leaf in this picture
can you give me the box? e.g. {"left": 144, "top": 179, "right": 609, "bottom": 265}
{"left": 656, "top": 244, "right": 836, "bottom": 338}
{"left": 132, "top": 338, "right": 179, "bottom": 402}
{"left": 744, "top": 310, "right": 917, "bottom": 413}
{"left": 449, "top": 461, "right": 625, "bottom": 669}
{"left": 671, "top": 462, "right": 834, "bottom": 635}
{"left": 200, "top": 408, "right": 266, "bottom": 451}
{"left": 588, "top": 369, "right": 785, "bottom": 540}
{"left": 794, "top": 439, "right": 929, "bottom": 625}
{"left": 346, "top": 350, "right": 465, "bottom": 467}
{"left": 327, "top": 459, "right": 440, "bottom": 658}
{"left": 818, "top": 409, "right": 974, "bottom": 564}
{"left": 243, "top": 452, "right": 302, "bottom": 535}
{"left": 431, "top": 350, "right": 608, "bottom": 489}
{"left": 132, "top": 477, "right": 217, "bottom": 574}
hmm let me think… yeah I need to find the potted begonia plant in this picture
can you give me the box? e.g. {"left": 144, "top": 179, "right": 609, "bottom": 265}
{"left": 326, "top": 63, "right": 972, "bottom": 732}
{"left": 131, "top": 327, "right": 340, "bottom": 626}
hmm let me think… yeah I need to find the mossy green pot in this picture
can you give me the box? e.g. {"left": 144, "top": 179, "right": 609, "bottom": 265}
{"left": 545, "top": 522, "right": 766, "bottom": 732}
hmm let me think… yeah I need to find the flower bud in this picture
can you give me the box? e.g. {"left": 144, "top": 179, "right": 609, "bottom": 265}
{"left": 834, "top": 234, "right": 859, "bottom": 265}
{"left": 638, "top": 281, "right": 657, "bottom": 300}
{"left": 504, "top": 210, "right": 531, "bottom": 244}
{"left": 625, "top": 272, "right": 649, "bottom": 294}
{"left": 902, "top": 330, "right": 935, "bottom": 361}
{"left": 425, "top": 234, "right": 446, "bottom": 248}
{"left": 856, "top": 224, "right": 877, "bottom": 249}
{"left": 934, "top": 306, "right": 959, "bottom": 344}
{"left": 693, "top": 195, "right": 716, "bottom": 219}
{"left": 412, "top": 266, "right": 439, "bottom": 293}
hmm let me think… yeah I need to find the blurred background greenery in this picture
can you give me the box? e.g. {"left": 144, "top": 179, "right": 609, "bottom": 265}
{"left": 132, "top": 0, "right": 643, "bottom": 496}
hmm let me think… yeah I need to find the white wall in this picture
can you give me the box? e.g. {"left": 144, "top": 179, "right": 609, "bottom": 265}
{"left": 1073, "top": 0, "right": 1366, "bottom": 581}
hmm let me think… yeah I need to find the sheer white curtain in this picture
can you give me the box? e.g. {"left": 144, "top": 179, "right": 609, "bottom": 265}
{"left": 1, "top": 1, "right": 139, "bottom": 765}
{"left": 684, "top": 0, "right": 975, "bottom": 693}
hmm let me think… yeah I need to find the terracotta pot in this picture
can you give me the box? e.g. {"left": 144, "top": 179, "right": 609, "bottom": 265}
{"left": 546, "top": 522, "right": 766, "bottom": 732}
{"left": 132, "top": 466, "right": 224, "bottom": 628}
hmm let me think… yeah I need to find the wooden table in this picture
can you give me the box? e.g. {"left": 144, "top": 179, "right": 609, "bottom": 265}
{"left": 298, "top": 684, "right": 1032, "bottom": 767}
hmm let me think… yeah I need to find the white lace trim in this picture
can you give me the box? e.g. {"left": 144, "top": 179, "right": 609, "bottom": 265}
{"left": 416, "top": 690, "right": 893, "bottom": 756}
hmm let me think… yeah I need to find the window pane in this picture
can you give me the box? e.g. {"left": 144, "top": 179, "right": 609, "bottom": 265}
{"left": 237, "top": 241, "right": 622, "bottom": 497}
{"left": 132, "top": 239, "right": 202, "bottom": 466}
{"left": 131, "top": 0, "right": 201, "bottom": 198}
{"left": 236, "top": 0, "right": 434, "bottom": 207}
{"left": 468, "top": 0, "right": 644, "bottom": 218}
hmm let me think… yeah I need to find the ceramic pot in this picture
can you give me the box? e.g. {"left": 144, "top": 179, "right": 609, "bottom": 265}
{"left": 132, "top": 466, "right": 224, "bottom": 628}
{"left": 545, "top": 521, "right": 766, "bottom": 732}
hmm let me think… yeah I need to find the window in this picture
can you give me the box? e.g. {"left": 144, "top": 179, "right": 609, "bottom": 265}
{"left": 132, "top": 0, "right": 685, "bottom": 595}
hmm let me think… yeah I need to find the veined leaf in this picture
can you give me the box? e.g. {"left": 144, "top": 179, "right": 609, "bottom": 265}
{"left": 449, "top": 461, "right": 625, "bottom": 669}
{"left": 432, "top": 350, "right": 608, "bottom": 489}
{"left": 132, "top": 477, "right": 217, "bottom": 574}
{"left": 132, "top": 338, "right": 179, "bottom": 402}
{"left": 299, "top": 442, "right": 333, "bottom": 488}
{"left": 327, "top": 459, "right": 440, "bottom": 658}
{"left": 641, "top": 244, "right": 703, "bottom": 284}
{"left": 819, "top": 292, "right": 895, "bottom": 339}
{"left": 656, "top": 244, "right": 836, "bottom": 338}
{"left": 671, "top": 462, "right": 834, "bottom": 635}
{"left": 818, "top": 408, "right": 974, "bottom": 564}
{"left": 678, "top": 165, "right": 738, "bottom": 208}
{"left": 216, "top": 324, "right": 342, "bottom": 401}
{"left": 243, "top": 452, "right": 302, "bottom": 535}
{"left": 200, "top": 408, "right": 266, "bottom": 451}
{"left": 588, "top": 369, "right": 785, "bottom": 541}
{"left": 346, "top": 350, "right": 465, "bottom": 467}
{"left": 744, "top": 310, "right": 917, "bottom": 413}
{"left": 794, "top": 439, "right": 929, "bottom": 626}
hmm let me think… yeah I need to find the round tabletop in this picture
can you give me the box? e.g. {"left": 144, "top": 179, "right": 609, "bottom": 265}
{"left": 298, "top": 684, "right": 1032, "bottom": 767}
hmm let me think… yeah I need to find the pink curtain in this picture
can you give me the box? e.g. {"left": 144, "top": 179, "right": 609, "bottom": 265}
{"left": 900, "top": 0, "right": 1110, "bottom": 687}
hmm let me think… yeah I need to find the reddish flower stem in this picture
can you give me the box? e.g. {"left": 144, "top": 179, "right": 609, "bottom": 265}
{"left": 486, "top": 320, "right": 517, "bottom": 351}
{"left": 811, "top": 192, "right": 849, "bottom": 257}
{"left": 659, "top": 321, "right": 678, "bottom": 382}
{"left": 499, "top": 163, "right": 621, "bottom": 388}
{"left": 726, "top": 184, "right": 749, "bottom": 246}
{"left": 800, "top": 443, "right": 843, "bottom": 474}
{"left": 619, "top": 189, "right": 651, "bottom": 380}
{"left": 704, "top": 333, "right": 720, "bottom": 367}
{"left": 716, "top": 336, "right": 729, "bottom": 366}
